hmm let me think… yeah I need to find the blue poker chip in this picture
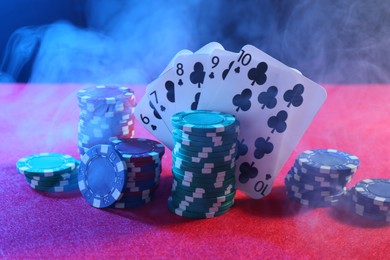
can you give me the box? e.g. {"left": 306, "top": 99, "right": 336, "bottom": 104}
{"left": 77, "top": 85, "right": 134, "bottom": 105}
{"left": 354, "top": 179, "right": 390, "bottom": 206}
{"left": 78, "top": 144, "right": 127, "bottom": 208}
{"left": 111, "top": 138, "right": 165, "bottom": 161}
{"left": 287, "top": 169, "right": 346, "bottom": 191}
{"left": 297, "top": 149, "right": 360, "bottom": 174}
{"left": 338, "top": 189, "right": 390, "bottom": 222}
{"left": 109, "top": 197, "right": 151, "bottom": 208}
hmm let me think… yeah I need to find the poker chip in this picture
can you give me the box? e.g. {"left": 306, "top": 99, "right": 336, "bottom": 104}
{"left": 16, "top": 154, "right": 80, "bottom": 192}
{"left": 111, "top": 138, "right": 165, "bottom": 161}
{"left": 174, "top": 142, "right": 237, "bottom": 153}
{"left": 297, "top": 149, "right": 360, "bottom": 174}
{"left": 78, "top": 145, "right": 127, "bottom": 208}
{"left": 167, "top": 196, "right": 232, "bottom": 219}
{"left": 77, "top": 85, "right": 136, "bottom": 156}
{"left": 171, "top": 110, "right": 237, "bottom": 133}
{"left": 110, "top": 138, "right": 165, "bottom": 208}
{"left": 285, "top": 149, "right": 359, "bottom": 208}
{"left": 354, "top": 179, "right": 390, "bottom": 206}
{"left": 16, "top": 153, "right": 77, "bottom": 176}
{"left": 169, "top": 110, "right": 238, "bottom": 218}
{"left": 337, "top": 186, "right": 390, "bottom": 223}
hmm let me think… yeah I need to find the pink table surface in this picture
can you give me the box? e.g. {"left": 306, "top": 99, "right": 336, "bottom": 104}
{"left": 1, "top": 83, "right": 389, "bottom": 259}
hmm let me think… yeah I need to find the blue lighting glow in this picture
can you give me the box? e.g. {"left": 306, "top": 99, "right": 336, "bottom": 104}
{"left": 0, "top": 0, "right": 389, "bottom": 84}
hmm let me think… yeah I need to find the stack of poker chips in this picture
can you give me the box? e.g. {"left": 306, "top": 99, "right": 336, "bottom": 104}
{"left": 285, "top": 149, "right": 360, "bottom": 207}
{"left": 341, "top": 179, "right": 390, "bottom": 222}
{"left": 109, "top": 138, "right": 165, "bottom": 208}
{"left": 168, "top": 110, "right": 239, "bottom": 219}
{"left": 16, "top": 153, "right": 79, "bottom": 192}
{"left": 77, "top": 85, "right": 136, "bottom": 156}
{"left": 77, "top": 139, "right": 165, "bottom": 209}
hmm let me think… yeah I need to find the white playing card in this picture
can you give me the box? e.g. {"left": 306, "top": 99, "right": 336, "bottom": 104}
{"left": 197, "top": 48, "right": 238, "bottom": 109}
{"left": 145, "top": 67, "right": 178, "bottom": 133}
{"left": 172, "top": 43, "right": 225, "bottom": 115}
{"left": 204, "top": 45, "right": 327, "bottom": 199}
{"left": 134, "top": 93, "right": 174, "bottom": 149}
{"left": 161, "top": 49, "right": 193, "bottom": 76}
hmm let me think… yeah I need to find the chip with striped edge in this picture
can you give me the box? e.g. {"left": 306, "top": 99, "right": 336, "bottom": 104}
{"left": 78, "top": 144, "right": 127, "bottom": 208}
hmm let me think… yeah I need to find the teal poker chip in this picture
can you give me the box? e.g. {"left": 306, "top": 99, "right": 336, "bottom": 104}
{"left": 172, "top": 132, "right": 237, "bottom": 148}
{"left": 172, "top": 185, "right": 235, "bottom": 200}
{"left": 297, "top": 149, "right": 360, "bottom": 174}
{"left": 173, "top": 156, "right": 235, "bottom": 171}
{"left": 173, "top": 146, "right": 237, "bottom": 159}
{"left": 173, "top": 149, "right": 236, "bottom": 165}
{"left": 171, "top": 190, "right": 235, "bottom": 205}
{"left": 24, "top": 165, "right": 79, "bottom": 181}
{"left": 167, "top": 196, "right": 231, "bottom": 219}
{"left": 174, "top": 142, "right": 237, "bottom": 153}
{"left": 172, "top": 166, "right": 235, "bottom": 180}
{"left": 178, "top": 122, "right": 240, "bottom": 137}
{"left": 173, "top": 128, "right": 238, "bottom": 144}
{"left": 173, "top": 175, "right": 234, "bottom": 190}
{"left": 25, "top": 175, "right": 78, "bottom": 188}
{"left": 111, "top": 138, "right": 165, "bottom": 161}
{"left": 78, "top": 144, "right": 127, "bottom": 208}
{"left": 173, "top": 171, "right": 235, "bottom": 186}
{"left": 172, "top": 179, "right": 235, "bottom": 196}
{"left": 171, "top": 195, "right": 234, "bottom": 212}
{"left": 171, "top": 110, "right": 237, "bottom": 134}
{"left": 28, "top": 182, "right": 79, "bottom": 192}
{"left": 172, "top": 187, "right": 236, "bottom": 200}
{"left": 16, "top": 153, "right": 77, "bottom": 177}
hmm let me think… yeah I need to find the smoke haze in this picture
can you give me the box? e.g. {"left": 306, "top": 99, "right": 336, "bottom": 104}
{"left": 2, "top": 0, "right": 390, "bottom": 84}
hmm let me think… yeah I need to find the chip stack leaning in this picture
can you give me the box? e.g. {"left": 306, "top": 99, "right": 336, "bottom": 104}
{"left": 285, "top": 149, "right": 360, "bottom": 207}
{"left": 168, "top": 110, "right": 239, "bottom": 218}
{"left": 16, "top": 153, "right": 79, "bottom": 192}
{"left": 109, "top": 138, "right": 165, "bottom": 208}
{"left": 77, "top": 85, "right": 136, "bottom": 156}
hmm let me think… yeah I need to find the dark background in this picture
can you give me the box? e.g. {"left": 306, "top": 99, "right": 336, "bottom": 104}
{"left": 1, "top": 0, "right": 389, "bottom": 84}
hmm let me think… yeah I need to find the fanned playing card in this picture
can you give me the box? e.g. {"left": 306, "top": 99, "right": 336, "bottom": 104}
{"left": 136, "top": 42, "right": 327, "bottom": 199}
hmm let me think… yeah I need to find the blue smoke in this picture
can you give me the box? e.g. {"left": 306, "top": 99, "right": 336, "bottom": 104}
{"left": 1, "top": 0, "right": 390, "bottom": 84}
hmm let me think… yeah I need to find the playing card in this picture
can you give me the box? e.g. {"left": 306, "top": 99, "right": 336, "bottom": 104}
{"left": 173, "top": 43, "right": 225, "bottom": 114}
{"left": 204, "top": 45, "right": 327, "bottom": 199}
{"left": 144, "top": 67, "right": 178, "bottom": 133}
{"left": 161, "top": 49, "right": 193, "bottom": 76}
{"left": 197, "top": 48, "right": 238, "bottom": 109}
{"left": 145, "top": 49, "right": 194, "bottom": 134}
{"left": 134, "top": 93, "right": 174, "bottom": 149}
